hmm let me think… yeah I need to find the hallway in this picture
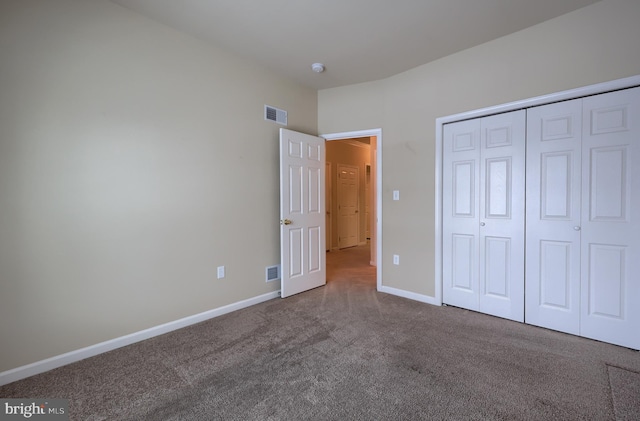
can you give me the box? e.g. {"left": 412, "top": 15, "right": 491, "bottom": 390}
{"left": 326, "top": 244, "right": 376, "bottom": 289}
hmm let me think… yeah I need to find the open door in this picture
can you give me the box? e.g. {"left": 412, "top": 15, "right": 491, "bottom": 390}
{"left": 280, "top": 128, "right": 326, "bottom": 297}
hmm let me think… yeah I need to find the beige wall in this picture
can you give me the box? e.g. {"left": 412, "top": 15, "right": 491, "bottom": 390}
{"left": 3, "top": 0, "right": 640, "bottom": 376}
{"left": 0, "top": 0, "right": 317, "bottom": 372}
{"left": 326, "top": 140, "right": 371, "bottom": 249}
{"left": 319, "top": 0, "right": 640, "bottom": 297}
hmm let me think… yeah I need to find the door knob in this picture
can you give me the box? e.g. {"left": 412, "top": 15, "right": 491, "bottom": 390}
{"left": 573, "top": 226, "right": 581, "bottom": 231}
{"left": 281, "top": 219, "right": 293, "bottom": 225}
{"left": 480, "top": 222, "right": 486, "bottom": 226}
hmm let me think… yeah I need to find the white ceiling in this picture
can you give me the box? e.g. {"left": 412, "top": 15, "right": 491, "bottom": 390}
{"left": 111, "top": 0, "right": 600, "bottom": 90}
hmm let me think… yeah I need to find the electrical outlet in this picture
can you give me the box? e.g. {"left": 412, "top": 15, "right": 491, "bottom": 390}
{"left": 217, "top": 266, "right": 225, "bottom": 279}
{"left": 393, "top": 255, "right": 400, "bottom": 265}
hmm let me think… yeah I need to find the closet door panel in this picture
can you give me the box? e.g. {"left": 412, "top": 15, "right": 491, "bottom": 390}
{"left": 443, "top": 119, "right": 481, "bottom": 311}
{"left": 581, "top": 87, "right": 640, "bottom": 350}
{"left": 525, "top": 99, "right": 582, "bottom": 335}
{"left": 479, "top": 110, "right": 526, "bottom": 322}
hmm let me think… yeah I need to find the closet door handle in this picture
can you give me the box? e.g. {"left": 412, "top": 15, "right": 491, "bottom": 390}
{"left": 480, "top": 222, "right": 486, "bottom": 227}
{"left": 574, "top": 226, "right": 581, "bottom": 231}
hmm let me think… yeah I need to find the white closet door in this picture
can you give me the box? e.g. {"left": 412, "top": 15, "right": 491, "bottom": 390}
{"left": 580, "top": 87, "right": 640, "bottom": 350}
{"left": 525, "top": 99, "right": 582, "bottom": 334}
{"left": 478, "top": 111, "right": 526, "bottom": 322}
{"left": 443, "top": 119, "right": 481, "bottom": 311}
{"left": 443, "top": 111, "right": 525, "bottom": 322}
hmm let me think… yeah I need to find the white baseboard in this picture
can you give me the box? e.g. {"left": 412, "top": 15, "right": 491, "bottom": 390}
{"left": 378, "top": 285, "right": 439, "bottom": 306}
{"left": 0, "top": 291, "right": 280, "bottom": 387}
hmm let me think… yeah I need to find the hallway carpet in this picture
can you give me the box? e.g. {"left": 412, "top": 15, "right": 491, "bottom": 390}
{"left": 2, "top": 245, "right": 639, "bottom": 420}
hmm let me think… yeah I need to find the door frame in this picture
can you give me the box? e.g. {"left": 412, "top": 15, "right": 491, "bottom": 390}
{"left": 435, "top": 75, "right": 640, "bottom": 307}
{"left": 322, "top": 128, "right": 382, "bottom": 292}
{"left": 364, "top": 163, "right": 371, "bottom": 244}
{"left": 325, "top": 161, "right": 332, "bottom": 252}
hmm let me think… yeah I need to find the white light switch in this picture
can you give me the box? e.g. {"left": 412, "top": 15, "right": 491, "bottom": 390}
{"left": 393, "top": 255, "right": 400, "bottom": 265}
{"left": 217, "top": 266, "right": 225, "bottom": 279}
{"left": 393, "top": 190, "right": 400, "bottom": 201}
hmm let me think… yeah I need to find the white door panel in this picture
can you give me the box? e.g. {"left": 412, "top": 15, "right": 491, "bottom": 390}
{"left": 443, "top": 119, "right": 481, "bottom": 311}
{"left": 580, "top": 87, "right": 640, "bottom": 349}
{"left": 525, "top": 99, "right": 582, "bottom": 334}
{"left": 479, "top": 111, "right": 525, "bottom": 322}
{"left": 280, "top": 128, "right": 326, "bottom": 298}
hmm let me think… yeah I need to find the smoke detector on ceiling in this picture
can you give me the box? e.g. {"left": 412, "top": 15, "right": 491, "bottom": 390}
{"left": 311, "top": 63, "right": 325, "bottom": 73}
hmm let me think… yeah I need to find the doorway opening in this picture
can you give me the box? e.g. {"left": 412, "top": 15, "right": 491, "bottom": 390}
{"left": 322, "top": 129, "right": 382, "bottom": 291}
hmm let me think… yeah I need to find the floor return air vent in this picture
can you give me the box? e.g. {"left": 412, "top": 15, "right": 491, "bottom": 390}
{"left": 266, "top": 265, "right": 281, "bottom": 282}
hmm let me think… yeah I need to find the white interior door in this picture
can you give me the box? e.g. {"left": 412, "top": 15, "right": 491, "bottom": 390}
{"left": 525, "top": 99, "right": 582, "bottom": 334}
{"left": 580, "top": 87, "right": 640, "bottom": 349}
{"left": 443, "top": 111, "right": 525, "bottom": 322}
{"left": 337, "top": 164, "right": 359, "bottom": 249}
{"left": 280, "top": 128, "right": 326, "bottom": 298}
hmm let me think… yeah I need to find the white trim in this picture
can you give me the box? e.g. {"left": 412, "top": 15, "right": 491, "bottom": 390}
{"left": 378, "top": 285, "right": 439, "bottom": 306}
{"left": 0, "top": 291, "right": 280, "bottom": 386}
{"left": 321, "top": 129, "right": 383, "bottom": 292}
{"left": 325, "top": 161, "right": 332, "bottom": 252}
{"left": 435, "top": 75, "right": 640, "bottom": 307}
{"left": 436, "top": 75, "right": 640, "bottom": 127}
{"left": 435, "top": 121, "right": 443, "bottom": 306}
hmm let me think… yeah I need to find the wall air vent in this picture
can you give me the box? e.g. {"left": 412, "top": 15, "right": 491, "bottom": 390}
{"left": 266, "top": 264, "right": 281, "bottom": 282}
{"left": 265, "top": 105, "right": 287, "bottom": 126}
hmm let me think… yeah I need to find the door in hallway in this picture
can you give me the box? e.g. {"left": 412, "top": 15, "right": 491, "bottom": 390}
{"left": 337, "top": 164, "right": 359, "bottom": 248}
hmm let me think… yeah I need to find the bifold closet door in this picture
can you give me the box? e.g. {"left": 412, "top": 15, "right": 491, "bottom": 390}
{"left": 443, "top": 110, "right": 525, "bottom": 322}
{"left": 526, "top": 87, "right": 640, "bottom": 350}
{"left": 580, "top": 87, "right": 640, "bottom": 350}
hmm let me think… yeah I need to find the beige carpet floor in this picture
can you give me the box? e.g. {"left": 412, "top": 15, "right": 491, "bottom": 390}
{"left": 1, "top": 245, "right": 639, "bottom": 420}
